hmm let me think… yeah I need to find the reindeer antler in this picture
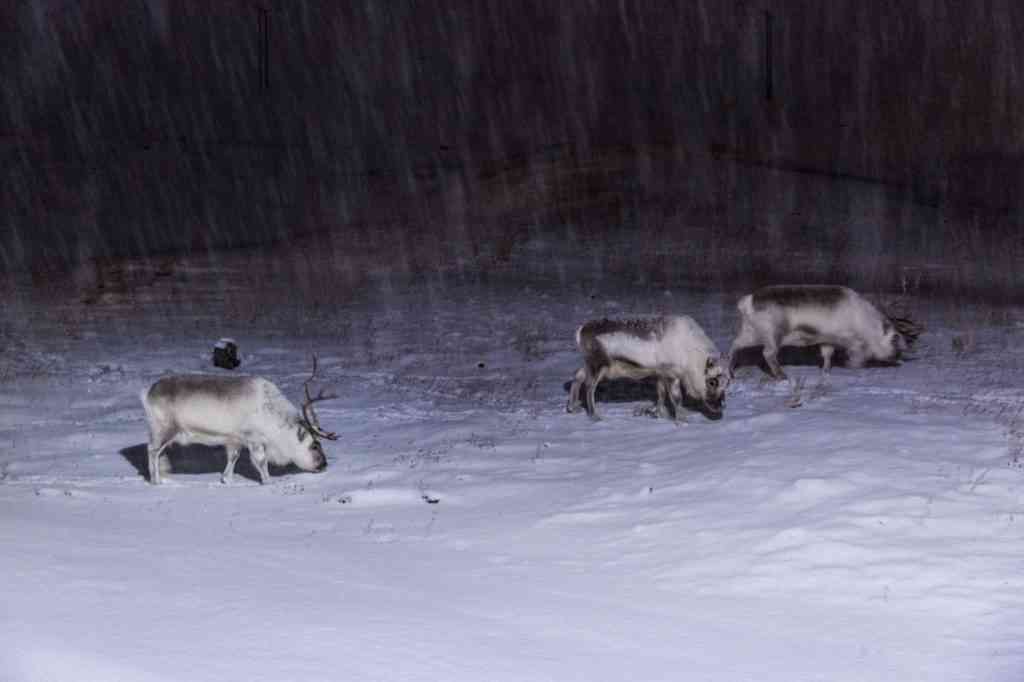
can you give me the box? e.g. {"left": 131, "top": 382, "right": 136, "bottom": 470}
{"left": 888, "top": 315, "right": 923, "bottom": 345}
{"left": 878, "top": 298, "right": 924, "bottom": 346}
{"left": 301, "top": 355, "right": 339, "bottom": 441}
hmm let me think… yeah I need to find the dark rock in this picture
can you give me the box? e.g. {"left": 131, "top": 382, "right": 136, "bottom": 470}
{"left": 213, "top": 338, "right": 241, "bottom": 370}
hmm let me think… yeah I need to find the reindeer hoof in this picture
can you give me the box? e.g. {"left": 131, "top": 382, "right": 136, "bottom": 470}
{"left": 633, "top": 405, "right": 657, "bottom": 418}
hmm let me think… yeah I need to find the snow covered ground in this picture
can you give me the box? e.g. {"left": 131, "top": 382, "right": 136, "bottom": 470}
{"left": 3, "top": 256, "right": 1024, "bottom": 681}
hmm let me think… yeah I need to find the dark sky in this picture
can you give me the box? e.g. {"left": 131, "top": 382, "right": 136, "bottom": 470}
{"left": 3, "top": 1, "right": 1022, "bottom": 298}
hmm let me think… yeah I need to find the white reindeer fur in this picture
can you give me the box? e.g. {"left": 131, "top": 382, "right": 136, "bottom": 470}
{"left": 729, "top": 285, "right": 908, "bottom": 379}
{"left": 568, "top": 315, "right": 728, "bottom": 421}
{"left": 140, "top": 375, "right": 328, "bottom": 485}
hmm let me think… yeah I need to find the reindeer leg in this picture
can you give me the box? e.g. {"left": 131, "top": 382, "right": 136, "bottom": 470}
{"left": 726, "top": 352, "right": 740, "bottom": 379}
{"left": 147, "top": 445, "right": 160, "bottom": 485}
{"left": 820, "top": 344, "right": 835, "bottom": 374}
{"left": 654, "top": 379, "right": 673, "bottom": 419}
{"left": 586, "top": 365, "right": 608, "bottom": 421}
{"left": 654, "top": 379, "right": 667, "bottom": 417}
{"left": 147, "top": 438, "right": 173, "bottom": 485}
{"left": 728, "top": 323, "right": 757, "bottom": 378}
{"left": 567, "top": 367, "right": 587, "bottom": 413}
{"left": 669, "top": 378, "right": 687, "bottom": 423}
{"left": 847, "top": 342, "right": 868, "bottom": 368}
{"left": 763, "top": 341, "right": 788, "bottom": 380}
{"left": 250, "top": 443, "right": 271, "bottom": 484}
{"left": 222, "top": 446, "right": 241, "bottom": 485}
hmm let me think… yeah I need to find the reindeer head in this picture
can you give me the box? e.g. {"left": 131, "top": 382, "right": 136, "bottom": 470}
{"left": 295, "top": 356, "right": 337, "bottom": 472}
{"left": 876, "top": 318, "right": 900, "bottom": 362}
{"left": 703, "top": 356, "right": 728, "bottom": 415}
{"left": 879, "top": 315, "right": 924, "bottom": 364}
{"left": 878, "top": 299, "right": 922, "bottom": 363}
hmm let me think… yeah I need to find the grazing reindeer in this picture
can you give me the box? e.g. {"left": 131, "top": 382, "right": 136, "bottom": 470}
{"left": 567, "top": 316, "right": 729, "bottom": 421}
{"left": 728, "top": 285, "right": 922, "bottom": 380}
{"left": 140, "top": 358, "right": 338, "bottom": 485}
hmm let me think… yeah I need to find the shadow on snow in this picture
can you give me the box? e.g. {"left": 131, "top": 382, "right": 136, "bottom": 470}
{"left": 560, "top": 377, "right": 723, "bottom": 421}
{"left": 119, "top": 443, "right": 303, "bottom": 484}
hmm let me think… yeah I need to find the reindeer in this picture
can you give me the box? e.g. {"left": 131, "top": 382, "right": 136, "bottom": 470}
{"left": 140, "top": 358, "right": 338, "bottom": 485}
{"left": 728, "top": 285, "right": 922, "bottom": 380}
{"left": 567, "top": 316, "right": 729, "bottom": 421}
